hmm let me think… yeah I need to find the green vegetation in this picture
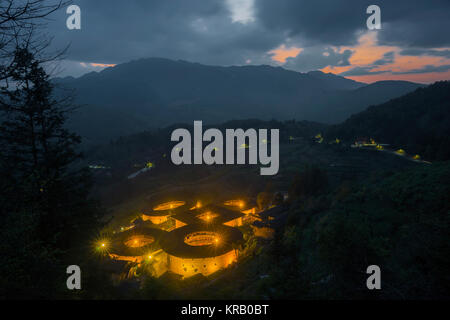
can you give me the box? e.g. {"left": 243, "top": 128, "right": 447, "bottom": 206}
{"left": 0, "top": 34, "right": 447, "bottom": 300}
{"left": 0, "top": 48, "right": 107, "bottom": 299}
{"left": 57, "top": 58, "right": 422, "bottom": 146}
{"left": 96, "top": 162, "right": 449, "bottom": 300}
{"left": 327, "top": 81, "right": 450, "bottom": 161}
{"left": 200, "top": 163, "right": 450, "bottom": 299}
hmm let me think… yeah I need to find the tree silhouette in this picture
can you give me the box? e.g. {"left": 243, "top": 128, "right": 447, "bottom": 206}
{"left": 0, "top": 47, "right": 103, "bottom": 298}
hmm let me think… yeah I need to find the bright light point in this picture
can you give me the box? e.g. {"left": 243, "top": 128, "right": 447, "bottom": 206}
{"left": 97, "top": 241, "right": 108, "bottom": 251}
{"left": 148, "top": 255, "right": 152, "bottom": 259}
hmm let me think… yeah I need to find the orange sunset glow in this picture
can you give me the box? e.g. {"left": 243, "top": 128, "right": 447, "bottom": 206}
{"left": 318, "top": 32, "right": 450, "bottom": 84}
{"left": 90, "top": 63, "right": 117, "bottom": 68}
{"left": 269, "top": 44, "right": 303, "bottom": 63}
{"left": 80, "top": 62, "right": 117, "bottom": 68}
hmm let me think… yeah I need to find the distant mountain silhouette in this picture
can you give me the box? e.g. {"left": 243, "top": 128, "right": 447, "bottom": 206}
{"left": 54, "top": 58, "right": 423, "bottom": 145}
{"left": 306, "top": 70, "right": 364, "bottom": 90}
{"left": 327, "top": 81, "right": 450, "bottom": 160}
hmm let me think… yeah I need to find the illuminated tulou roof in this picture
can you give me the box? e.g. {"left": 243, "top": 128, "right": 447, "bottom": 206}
{"left": 172, "top": 204, "right": 245, "bottom": 226}
{"left": 160, "top": 224, "right": 243, "bottom": 259}
{"left": 141, "top": 200, "right": 191, "bottom": 217}
{"left": 110, "top": 223, "right": 167, "bottom": 257}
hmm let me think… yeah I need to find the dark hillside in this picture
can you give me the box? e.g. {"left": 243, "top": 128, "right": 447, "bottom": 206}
{"left": 327, "top": 81, "right": 450, "bottom": 160}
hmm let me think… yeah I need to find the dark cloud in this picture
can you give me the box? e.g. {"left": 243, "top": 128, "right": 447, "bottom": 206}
{"left": 284, "top": 47, "right": 353, "bottom": 72}
{"left": 378, "top": 6, "right": 450, "bottom": 48}
{"left": 340, "top": 63, "right": 450, "bottom": 77}
{"left": 338, "top": 67, "right": 387, "bottom": 76}
{"left": 399, "top": 49, "right": 450, "bottom": 58}
{"left": 41, "top": 0, "right": 450, "bottom": 77}
{"left": 256, "top": 0, "right": 450, "bottom": 47}
{"left": 256, "top": 0, "right": 367, "bottom": 46}
{"left": 373, "top": 51, "right": 395, "bottom": 66}
{"left": 47, "top": 0, "right": 281, "bottom": 66}
{"left": 392, "top": 64, "right": 450, "bottom": 75}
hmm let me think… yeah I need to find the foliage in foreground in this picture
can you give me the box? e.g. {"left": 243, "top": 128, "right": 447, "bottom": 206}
{"left": 169, "top": 163, "right": 450, "bottom": 300}
{"left": 0, "top": 48, "right": 106, "bottom": 299}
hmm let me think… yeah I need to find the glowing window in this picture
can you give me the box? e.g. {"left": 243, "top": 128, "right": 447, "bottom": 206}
{"left": 124, "top": 235, "right": 155, "bottom": 248}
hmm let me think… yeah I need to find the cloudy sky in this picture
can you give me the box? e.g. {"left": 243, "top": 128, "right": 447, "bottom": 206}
{"left": 46, "top": 0, "right": 450, "bottom": 83}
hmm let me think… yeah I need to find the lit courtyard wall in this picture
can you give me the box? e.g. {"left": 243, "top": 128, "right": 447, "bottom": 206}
{"left": 223, "top": 217, "right": 243, "bottom": 227}
{"left": 167, "top": 250, "right": 237, "bottom": 278}
{"left": 151, "top": 251, "right": 168, "bottom": 277}
{"left": 251, "top": 225, "right": 274, "bottom": 239}
{"left": 142, "top": 214, "right": 169, "bottom": 225}
{"left": 175, "top": 219, "right": 187, "bottom": 229}
{"left": 109, "top": 253, "right": 144, "bottom": 263}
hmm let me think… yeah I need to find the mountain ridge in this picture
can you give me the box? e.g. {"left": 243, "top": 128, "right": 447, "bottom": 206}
{"left": 54, "top": 57, "right": 424, "bottom": 145}
{"left": 326, "top": 81, "right": 450, "bottom": 160}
